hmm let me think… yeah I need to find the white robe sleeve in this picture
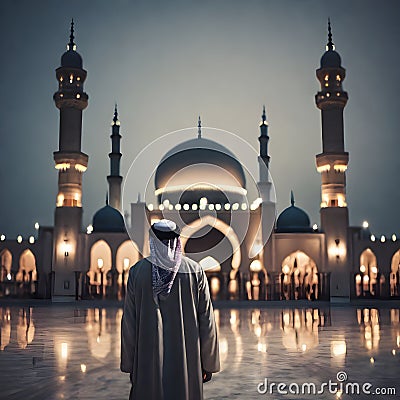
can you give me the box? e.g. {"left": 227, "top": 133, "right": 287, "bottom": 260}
{"left": 120, "top": 270, "right": 136, "bottom": 373}
{"left": 197, "top": 269, "right": 220, "bottom": 373}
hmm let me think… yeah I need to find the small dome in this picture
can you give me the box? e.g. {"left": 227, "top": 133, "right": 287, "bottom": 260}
{"left": 61, "top": 49, "right": 83, "bottom": 69}
{"left": 320, "top": 49, "right": 341, "bottom": 68}
{"left": 92, "top": 205, "right": 125, "bottom": 233}
{"left": 276, "top": 194, "right": 312, "bottom": 233}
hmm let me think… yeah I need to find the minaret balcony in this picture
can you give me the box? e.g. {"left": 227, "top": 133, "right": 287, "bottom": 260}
{"left": 316, "top": 152, "right": 348, "bottom": 169}
{"left": 315, "top": 91, "right": 348, "bottom": 109}
{"left": 53, "top": 91, "right": 88, "bottom": 110}
{"left": 54, "top": 151, "right": 88, "bottom": 168}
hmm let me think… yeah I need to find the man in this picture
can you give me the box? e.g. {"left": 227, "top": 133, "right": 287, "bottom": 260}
{"left": 121, "top": 219, "right": 220, "bottom": 400}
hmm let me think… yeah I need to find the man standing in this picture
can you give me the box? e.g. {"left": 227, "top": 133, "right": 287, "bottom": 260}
{"left": 121, "top": 219, "right": 220, "bottom": 400}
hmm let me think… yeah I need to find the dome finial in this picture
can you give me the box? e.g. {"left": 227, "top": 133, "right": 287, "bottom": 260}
{"left": 68, "top": 18, "right": 76, "bottom": 51}
{"left": 198, "top": 116, "right": 202, "bottom": 139}
{"left": 290, "top": 190, "right": 295, "bottom": 206}
{"left": 327, "top": 18, "right": 334, "bottom": 51}
{"left": 106, "top": 192, "right": 109, "bottom": 206}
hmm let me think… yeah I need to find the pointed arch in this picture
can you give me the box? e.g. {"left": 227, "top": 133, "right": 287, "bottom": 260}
{"left": 89, "top": 240, "right": 112, "bottom": 284}
{"left": 357, "top": 248, "right": 380, "bottom": 297}
{"left": 17, "top": 249, "right": 37, "bottom": 281}
{"left": 390, "top": 249, "right": 400, "bottom": 296}
{"left": 0, "top": 249, "right": 12, "bottom": 281}
{"left": 116, "top": 240, "right": 139, "bottom": 286}
{"left": 180, "top": 215, "right": 241, "bottom": 271}
{"left": 280, "top": 250, "right": 319, "bottom": 300}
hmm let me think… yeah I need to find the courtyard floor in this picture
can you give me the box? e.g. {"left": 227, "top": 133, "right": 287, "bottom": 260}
{"left": 0, "top": 300, "right": 399, "bottom": 399}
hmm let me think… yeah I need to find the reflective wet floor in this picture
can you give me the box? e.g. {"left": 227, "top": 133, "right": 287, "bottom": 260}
{"left": 0, "top": 304, "right": 399, "bottom": 399}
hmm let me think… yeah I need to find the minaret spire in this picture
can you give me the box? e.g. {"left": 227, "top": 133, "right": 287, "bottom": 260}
{"left": 327, "top": 18, "right": 334, "bottom": 51}
{"left": 113, "top": 103, "right": 118, "bottom": 123}
{"left": 107, "top": 105, "right": 123, "bottom": 211}
{"left": 197, "top": 116, "right": 202, "bottom": 139}
{"left": 262, "top": 105, "right": 267, "bottom": 124}
{"left": 68, "top": 18, "right": 76, "bottom": 51}
{"left": 257, "top": 105, "right": 272, "bottom": 202}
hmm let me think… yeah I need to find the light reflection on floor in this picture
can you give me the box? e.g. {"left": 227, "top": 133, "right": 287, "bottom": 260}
{"left": 0, "top": 306, "right": 399, "bottom": 399}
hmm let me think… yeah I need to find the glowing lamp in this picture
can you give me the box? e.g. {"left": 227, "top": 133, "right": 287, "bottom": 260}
{"left": 250, "top": 260, "right": 262, "bottom": 272}
{"left": 282, "top": 265, "right": 290, "bottom": 275}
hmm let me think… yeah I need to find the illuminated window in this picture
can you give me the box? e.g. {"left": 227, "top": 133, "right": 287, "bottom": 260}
{"left": 60, "top": 76, "right": 63, "bottom": 82}
{"left": 325, "top": 83, "right": 329, "bottom": 87}
{"left": 326, "top": 92, "right": 330, "bottom": 97}
{"left": 76, "top": 94, "right": 81, "bottom": 99}
{"left": 336, "top": 74, "right": 341, "bottom": 81}
{"left": 77, "top": 76, "right": 81, "bottom": 81}
{"left": 324, "top": 74, "right": 329, "bottom": 81}
{"left": 60, "top": 93, "right": 63, "bottom": 98}
{"left": 69, "top": 74, "right": 73, "bottom": 83}
{"left": 336, "top": 92, "right": 340, "bottom": 96}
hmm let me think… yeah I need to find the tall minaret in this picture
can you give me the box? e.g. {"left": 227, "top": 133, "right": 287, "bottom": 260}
{"left": 107, "top": 105, "right": 123, "bottom": 211}
{"left": 52, "top": 20, "right": 88, "bottom": 299}
{"left": 257, "top": 106, "right": 272, "bottom": 202}
{"left": 315, "top": 20, "right": 350, "bottom": 300}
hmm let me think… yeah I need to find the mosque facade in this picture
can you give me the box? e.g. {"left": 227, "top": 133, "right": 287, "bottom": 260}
{"left": 0, "top": 21, "right": 399, "bottom": 302}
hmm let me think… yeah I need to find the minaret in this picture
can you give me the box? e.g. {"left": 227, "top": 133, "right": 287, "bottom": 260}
{"left": 315, "top": 20, "right": 350, "bottom": 300}
{"left": 52, "top": 20, "right": 88, "bottom": 299}
{"left": 107, "top": 105, "right": 123, "bottom": 211}
{"left": 257, "top": 106, "right": 272, "bottom": 202}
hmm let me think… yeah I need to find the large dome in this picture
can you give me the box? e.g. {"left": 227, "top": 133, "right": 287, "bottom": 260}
{"left": 276, "top": 194, "right": 313, "bottom": 233}
{"left": 154, "top": 137, "right": 247, "bottom": 204}
{"left": 92, "top": 205, "right": 125, "bottom": 233}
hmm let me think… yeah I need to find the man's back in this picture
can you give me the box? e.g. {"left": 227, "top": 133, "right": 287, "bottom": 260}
{"left": 121, "top": 256, "right": 220, "bottom": 400}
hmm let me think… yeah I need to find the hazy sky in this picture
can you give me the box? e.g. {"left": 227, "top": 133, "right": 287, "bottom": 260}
{"left": 1, "top": 0, "right": 399, "bottom": 238}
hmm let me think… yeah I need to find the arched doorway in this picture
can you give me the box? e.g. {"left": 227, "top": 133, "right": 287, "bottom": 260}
{"left": 199, "top": 256, "right": 221, "bottom": 300}
{"left": 355, "top": 248, "right": 382, "bottom": 297}
{"left": 280, "top": 251, "right": 319, "bottom": 300}
{"left": 17, "top": 249, "right": 37, "bottom": 282}
{"left": 89, "top": 240, "right": 112, "bottom": 297}
{"left": 0, "top": 249, "right": 12, "bottom": 281}
{"left": 16, "top": 249, "right": 37, "bottom": 297}
{"left": 181, "top": 216, "right": 241, "bottom": 300}
{"left": 390, "top": 249, "right": 400, "bottom": 297}
{"left": 116, "top": 240, "right": 140, "bottom": 296}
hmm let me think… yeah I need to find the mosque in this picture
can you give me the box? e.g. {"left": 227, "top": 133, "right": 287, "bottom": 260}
{"left": 0, "top": 21, "right": 399, "bottom": 302}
